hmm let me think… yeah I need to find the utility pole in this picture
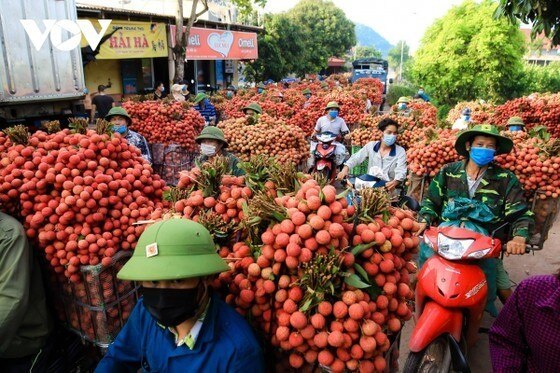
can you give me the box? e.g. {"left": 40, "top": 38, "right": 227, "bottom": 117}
{"left": 399, "top": 41, "right": 404, "bottom": 82}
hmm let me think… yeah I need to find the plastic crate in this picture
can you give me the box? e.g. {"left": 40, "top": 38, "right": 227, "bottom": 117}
{"left": 46, "top": 251, "right": 139, "bottom": 348}
{"left": 151, "top": 143, "right": 199, "bottom": 186}
{"left": 350, "top": 145, "right": 368, "bottom": 176}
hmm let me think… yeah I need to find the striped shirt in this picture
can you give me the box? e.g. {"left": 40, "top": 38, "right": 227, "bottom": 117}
{"left": 195, "top": 102, "right": 217, "bottom": 121}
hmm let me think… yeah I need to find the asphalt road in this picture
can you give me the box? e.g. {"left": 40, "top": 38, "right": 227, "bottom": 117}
{"left": 397, "top": 213, "right": 560, "bottom": 372}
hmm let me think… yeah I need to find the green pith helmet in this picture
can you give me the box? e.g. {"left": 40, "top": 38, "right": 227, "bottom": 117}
{"left": 257, "top": 83, "right": 266, "bottom": 90}
{"left": 242, "top": 102, "right": 263, "bottom": 115}
{"left": 195, "top": 126, "right": 228, "bottom": 147}
{"left": 194, "top": 93, "right": 208, "bottom": 104}
{"left": 302, "top": 88, "right": 312, "bottom": 95}
{"left": 105, "top": 107, "right": 132, "bottom": 126}
{"left": 325, "top": 101, "right": 340, "bottom": 111}
{"left": 455, "top": 124, "right": 514, "bottom": 157}
{"left": 397, "top": 96, "right": 411, "bottom": 104}
{"left": 117, "top": 219, "right": 229, "bottom": 281}
{"left": 507, "top": 116, "right": 525, "bottom": 127}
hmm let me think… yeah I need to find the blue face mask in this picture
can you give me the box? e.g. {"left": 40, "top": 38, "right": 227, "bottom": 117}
{"left": 226, "top": 91, "right": 234, "bottom": 99}
{"left": 328, "top": 110, "right": 338, "bottom": 119}
{"left": 383, "top": 134, "right": 397, "bottom": 146}
{"left": 398, "top": 103, "right": 407, "bottom": 111}
{"left": 462, "top": 115, "right": 471, "bottom": 122}
{"left": 509, "top": 126, "right": 522, "bottom": 132}
{"left": 257, "top": 88, "right": 264, "bottom": 94}
{"left": 470, "top": 147, "right": 495, "bottom": 167}
{"left": 113, "top": 124, "right": 127, "bottom": 134}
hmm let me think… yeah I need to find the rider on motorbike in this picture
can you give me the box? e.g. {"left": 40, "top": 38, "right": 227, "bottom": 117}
{"left": 337, "top": 118, "right": 407, "bottom": 194}
{"left": 417, "top": 124, "right": 534, "bottom": 303}
{"left": 309, "top": 101, "right": 349, "bottom": 169}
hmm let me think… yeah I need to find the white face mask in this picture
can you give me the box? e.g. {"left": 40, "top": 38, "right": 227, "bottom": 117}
{"left": 200, "top": 143, "right": 217, "bottom": 156}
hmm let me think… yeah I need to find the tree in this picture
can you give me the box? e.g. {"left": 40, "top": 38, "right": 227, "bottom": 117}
{"left": 388, "top": 41, "right": 410, "bottom": 73}
{"left": 288, "top": 0, "right": 356, "bottom": 76}
{"left": 354, "top": 46, "right": 382, "bottom": 60}
{"left": 522, "top": 62, "right": 560, "bottom": 94}
{"left": 496, "top": 0, "right": 560, "bottom": 45}
{"left": 410, "top": 0, "right": 526, "bottom": 106}
{"left": 244, "top": 13, "right": 305, "bottom": 81}
{"left": 172, "top": 0, "right": 266, "bottom": 82}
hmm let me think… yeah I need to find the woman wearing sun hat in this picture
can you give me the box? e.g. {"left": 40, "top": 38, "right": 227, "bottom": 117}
{"left": 95, "top": 219, "right": 264, "bottom": 372}
{"left": 418, "top": 124, "right": 534, "bottom": 304}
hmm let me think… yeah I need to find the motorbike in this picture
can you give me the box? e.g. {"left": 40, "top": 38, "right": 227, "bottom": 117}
{"left": 345, "top": 174, "right": 420, "bottom": 212}
{"left": 403, "top": 225, "right": 504, "bottom": 372}
{"left": 311, "top": 132, "right": 339, "bottom": 182}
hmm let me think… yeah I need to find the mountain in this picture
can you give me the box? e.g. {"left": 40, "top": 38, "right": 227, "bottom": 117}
{"left": 355, "top": 23, "right": 393, "bottom": 57}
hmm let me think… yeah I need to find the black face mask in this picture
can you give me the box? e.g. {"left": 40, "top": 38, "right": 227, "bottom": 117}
{"left": 141, "top": 286, "right": 200, "bottom": 327}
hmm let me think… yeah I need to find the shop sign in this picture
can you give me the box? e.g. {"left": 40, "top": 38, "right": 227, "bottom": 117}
{"left": 170, "top": 26, "right": 258, "bottom": 60}
{"left": 81, "top": 19, "right": 168, "bottom": 59}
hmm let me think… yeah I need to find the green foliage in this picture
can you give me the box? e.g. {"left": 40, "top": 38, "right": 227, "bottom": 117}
{"left": 496, "top": 0, "right": 560, "bottom": 45}
{"left": 288, "top": 0, "right": 356, "bottom": 75}
{"left": 386, "top": 84, "right": 417, "bottom": 106}
{"left": 410, "top": 0, "right": 526, "bottom": 106}
{"left": 246, "top": 0, "right": 355, "bottom": 80}
{"left": 522, "top": 62, "right": 560, "bottom": 94}
{"left": 354, "top": 46, "right": 382, "bottom": 60}
{"left": 244, "top": 13, "right": 306, "bottom": 82}
{"left": 388, "top": 41, "right": 410, "bottom": 71}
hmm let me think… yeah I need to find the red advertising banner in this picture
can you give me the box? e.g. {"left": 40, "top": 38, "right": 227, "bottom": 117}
{"left": 170, "top": 26, "right": 258, "bottom": 60}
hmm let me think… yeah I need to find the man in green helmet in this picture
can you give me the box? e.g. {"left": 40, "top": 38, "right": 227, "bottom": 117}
{"left": 417, "top": 124, "right": 534, "bottom": 305}
{"left": 506, "top": 116, "right": 525, "bottom": 132}
{"left": 195, "top": 126, "right": 243, "bottom": 176}
{"left": 105, "top": 107, "right": 152, "bottom": 164}
{"left": 193, "top": 93, "right": 217, "bottom": 125}
{"left": 95, "top": 219, "right": 264, "bottom": 372}
{"left": 395, "top": 96, "right": 412, "bottom": 116}
{"left": 242, "top": 102, "right": 262, "bottom": 122}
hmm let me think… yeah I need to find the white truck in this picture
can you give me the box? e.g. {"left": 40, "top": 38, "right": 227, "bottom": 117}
{"left": 0, "top": 0, "right": 86, "bottom": 128}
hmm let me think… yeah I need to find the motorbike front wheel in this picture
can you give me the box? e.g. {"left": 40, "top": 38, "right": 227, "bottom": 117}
{"left": 403, "top": 336, "right": 452, "bottom": 373}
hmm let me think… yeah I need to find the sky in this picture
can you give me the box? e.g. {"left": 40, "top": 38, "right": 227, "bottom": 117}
{"left": 263, "top": 0, "right": 466, "bottom": 53}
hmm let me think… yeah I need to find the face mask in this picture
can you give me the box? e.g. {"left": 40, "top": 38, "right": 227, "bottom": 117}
{"left": 383, "top": 134, "right": 397, "bottom": 146}
{"left": 462, "top": 115, "right": 471, "bottom": 122}
{"left": 509, "top": 126, "right": 522, "bottom": 132}
{"left": 200, "top": 143, "right": 217, "bottom": 156}
{"left": 469, "top": 147, "right": 496, "bottom": 167}
{"left": 418, "top": 90, "right": 424, "bottom": 95}
{"left": 304, "top": 94, "right": 311, "bottom": 100}
{"left": 257, "top": 88, "right": 264, "bottom": 94}
{"left": 160, "top": 86, "right": 165, "bottom": 92}
{"left": 328, "top": 110, "right": 338, "bottom": 119}
{"left": 141, "top": 287, "right": 200, "bottom": 327}
{"left": 113, "top": 124, "right": 127, "bottom": 134}
{"left": 398, "top": 103, "right": 407, "bottom": 111}
{"left": 226, "top": 91, "right": 234, "bottom": 99}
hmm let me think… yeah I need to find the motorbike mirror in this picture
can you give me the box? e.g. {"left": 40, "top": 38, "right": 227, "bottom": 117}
{"left": 490, "top": 222, "right": 509, "bottom": 238}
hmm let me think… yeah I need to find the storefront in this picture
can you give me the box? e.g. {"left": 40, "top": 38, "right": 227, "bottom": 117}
{"left": 80, "top": 18, "right": 169, "bottom": 99}
{"left": 170, "top": 26, "right": 258, "bottom": 93}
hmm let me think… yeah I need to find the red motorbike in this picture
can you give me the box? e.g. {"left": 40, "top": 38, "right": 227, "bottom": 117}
{"left": 312, "top": 132, "right": 339, "bottom": 182}
{"left": 403, "top": 226, "right": 503, "bottom": 373}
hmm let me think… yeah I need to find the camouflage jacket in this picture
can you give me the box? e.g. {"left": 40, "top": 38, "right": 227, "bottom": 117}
{"left": 420, "top": 161, "right": 534, "bottom": 239}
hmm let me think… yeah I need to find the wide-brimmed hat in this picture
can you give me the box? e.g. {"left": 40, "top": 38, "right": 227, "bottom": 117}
{"left": 105, "top": 107, "right": 132, "bottom": 126}
{"left": 256, "top": 83, "right": 266, "bottom": 89}
{"left": 454, "top": 124, "right": 514, "bottom": 157}
{"left": 325, "top": 101, "right": 340, "bottom": 111}
{"left": 302, "top": 88, "right": 312, "bottom": 95}
{"left": 242, "top": 102, "right": 263, "bottom": 114}
{"left": 194, "top": 93, "right": 207, "bottom": 104}
{"left": 117, "top": 219, "right": 229, "bottom": 281}
{"left": 506, "top": 116, "right": 525, "bottom": 126}
{"left": 195, "top": 126, "right": 228, "bottom": 147}
{"left": 397, "top": 97, "right": 411, "bottom": 104}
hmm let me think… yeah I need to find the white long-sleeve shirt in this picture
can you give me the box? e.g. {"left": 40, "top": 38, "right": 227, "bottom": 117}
{"left": 344, "top": 141, "right": 407, "bottom": 181}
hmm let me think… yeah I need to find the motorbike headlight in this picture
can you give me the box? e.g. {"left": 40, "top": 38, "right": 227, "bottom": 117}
{"left": 467, "top": 248, "right": 491, "bottom": 259}
{"left": 437, "top": 234, "right": 474, "bottom": 260}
